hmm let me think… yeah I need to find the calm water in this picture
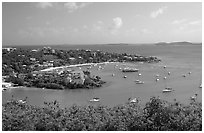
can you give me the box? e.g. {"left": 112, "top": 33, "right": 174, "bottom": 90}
{"left": 2, "top": 44, "right": 202, "bottom": 107}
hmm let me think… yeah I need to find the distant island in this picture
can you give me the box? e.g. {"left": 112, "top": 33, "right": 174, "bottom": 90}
{"left": 155, "top": 41, "right": 202, "bottom": 46}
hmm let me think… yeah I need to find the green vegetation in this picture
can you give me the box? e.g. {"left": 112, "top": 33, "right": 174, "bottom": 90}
{"left": 2, "top": 47, "right": 160, "bottom": 90}
{"left": 2, "top": 97, "right": 201, "bottom": 131}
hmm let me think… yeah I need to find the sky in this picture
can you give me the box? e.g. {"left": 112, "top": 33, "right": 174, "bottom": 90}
{"left": 2, "top": 2, "right": 202, "bottom": 45}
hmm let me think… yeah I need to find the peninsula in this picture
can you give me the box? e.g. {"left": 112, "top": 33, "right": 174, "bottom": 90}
{"left": 2, "top": 46, "right": 161, "bottom": 90}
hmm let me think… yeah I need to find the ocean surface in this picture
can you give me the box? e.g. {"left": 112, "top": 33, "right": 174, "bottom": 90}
{"left": 2, "top": 44, "right": 202, "bottom": 107}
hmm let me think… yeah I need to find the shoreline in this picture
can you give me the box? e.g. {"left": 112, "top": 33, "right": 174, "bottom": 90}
{"left": 40, "top": 61, "right": 119, "bottom": 72}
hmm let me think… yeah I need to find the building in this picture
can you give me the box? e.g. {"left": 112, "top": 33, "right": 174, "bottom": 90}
{"left": 2, "top": 82, "right": 12, "bottom": 88}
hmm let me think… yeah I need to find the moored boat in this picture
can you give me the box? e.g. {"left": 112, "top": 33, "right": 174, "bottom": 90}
{"left": 135, "top": 80, "right": 144, "bottom": 84}
{"left": 122, "top": 67, "right": 139, "bottom": 72}
{"left": 89, "top": 97, "right": 100, "bottom": 102}
{"left": 162, "top": 87, "right": 173, "bottom": 93}
{"left": 129, "top": 98, "right": 138, "bottom": 103}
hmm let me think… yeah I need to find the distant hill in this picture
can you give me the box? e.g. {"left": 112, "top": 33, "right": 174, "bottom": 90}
{"left": 155, "top": 41, "right": 202, "bottom": 46}
{"left": 106, "top": 43, "right": 129, "bottom": 46}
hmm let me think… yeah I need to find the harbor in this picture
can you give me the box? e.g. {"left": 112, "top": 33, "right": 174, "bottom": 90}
{"left": 2, "top": 44, "right": 202, "bottom": 107}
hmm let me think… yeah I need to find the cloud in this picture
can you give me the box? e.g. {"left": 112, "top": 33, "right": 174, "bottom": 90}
{"left": 112, "top": 17, "right": 123, "bottom": 29}
{"left": 172, "top": 19, "right": 187, "bottom": 24}
{"left": 64, "top": 2, "right": 92, "bottom": 13}
{"left": 188, "top": 20, "right": 201, "bottom": 25}
{"left": 36, "top": 2, "right": 53, "bottom": 9}
{"left": 150, "top": 6, "right": 167, "bottom": 18}
{"left": 108, "top": 17, "right": 123, "bottom": 35}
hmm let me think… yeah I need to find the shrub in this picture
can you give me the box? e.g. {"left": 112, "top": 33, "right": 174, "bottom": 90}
{"left": 2, "top": 97, "right": 202, "bottom": 131}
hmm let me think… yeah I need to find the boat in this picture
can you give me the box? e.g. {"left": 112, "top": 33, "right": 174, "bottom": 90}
{"left": 168, "top": 72, "right": 171, "bottom": 75}
{"left": 89, "top": 97, "right": 100, "bottom": 102}
{"left": 123, "top": 76, "right": 127, "bottom": 78}
{"left": 129, "top": 98, "right": 138, "bottom": 103}
{"left": 122, "top": 67, "right": 139, "bottom": 72}
{"left": 135, "top": 80, "right": 144, "bottom": 84}
{"left": 190, "top": 94, "right": 198, "bottom": 100}
{"left": 199, "top": 84, "right": 202, "bottom": 88}
{"left": 18, "top": 99, "right": 26, "bottom": 104}
{"left": 162, "top": 87, "right": 173, "bottom": 93}
{"left": 156, "top": 74, "right": 160, "bottom": 77}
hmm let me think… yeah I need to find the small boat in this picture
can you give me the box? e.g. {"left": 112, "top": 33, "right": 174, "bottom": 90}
{"left": 112, "top": 73, "right": 115, "bottom": 76}
{"left": 89, "top": 97, "right": 100, "bottom": 102}
{"left": 123, "top": 76, "right": 127, "bottom": 78}
{"left": 162, "top": 87, "right": 173, "bottom": 93}
{"left": 135, "top": 80, "right": 144, "bottom": 84}
{"left": 122, "top": 67, "right": 139, "bottom": 72}
{"left": 156, "top": 74, "right": 160, "bottom": 77}
{"left": 163, "top": 77, "right": 167, "bottom": 80}
{"left": 156, "top": 78, "right": 159, "bottom": 82}
{"left": 188, "top": 72, "right": 191, "bottom": 74}
{"left": 163, "top": 66, "right": 166, "bottom": 69}
{"left": 182, "top": 74, "right": 186, "bottom": 77}
{"left": 199, "top": 84, "right": 202, "bottom": 88}
{"left": 168, "top": 72, "right": 171, "bottom": 75}
{"left": 138, "top": 73, "right": 142, "bottom": 76}
{"left": 18, "top": 99, "right": 26, "bottom": 104}
{"left": 129, "top": 98, "right": 138, "bottom": 103}
{"left": 190, "top": 94, "right": 198, "bottom": 100}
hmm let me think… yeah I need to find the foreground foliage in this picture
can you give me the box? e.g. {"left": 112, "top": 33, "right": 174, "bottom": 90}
{"left": 2, "top": 97, "right": 202, "bottom": 131}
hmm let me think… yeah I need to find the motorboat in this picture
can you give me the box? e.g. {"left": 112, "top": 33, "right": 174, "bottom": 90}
{"left": 123, "top": 76, "right": 127, "bottom": 78}
{"left": 163, "top": 77, "right": 167, "bottom": 80}
{"left": 162, "top": 87, "right": 173, "bottom": 93}
{"left": 156, "top": 78, "right": 159, "bottom": 82}
{"left": 138, "top": 73, "right": 142, "bottom": 76}
{"left": 199, "top": 84, "right": 202, "bottom": 88}
{"left": 89, "top": 97, "right": 100, "bottom": 102}
{"left": 18, "top": 99, "right": 26, "bottom": 104}
{"left": 130, "top": 98, "right": 138, "bottom": 103}
{"left": 190, "top": 94, "right": 198, "bottom": 100}
{"left": 135, "top": 80, "right": 144, "bottom": 84}
{"left": 122, "top": 67, "right": 139, "bottom": 72}
{"left": 156, "top": 74, "right": 160, "bottom": 77}
{"left": 168, "top": 72, "right": 171, "bottom": 75}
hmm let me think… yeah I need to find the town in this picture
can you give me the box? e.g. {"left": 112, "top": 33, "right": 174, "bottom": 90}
{"left": 2, "top": 46, "right": 161, "bottom": 90}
